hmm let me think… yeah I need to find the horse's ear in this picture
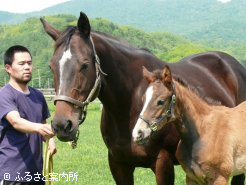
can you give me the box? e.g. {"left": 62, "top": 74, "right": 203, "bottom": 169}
{"left": 143, "top": 66, "right": 156, "bottom": 83}
{"left": 40, "top": 17, "right": 61, "bottom": 41}
{"left": 162, "top": 65, "right": 172, "bottom": 85}
{"left": 78, "top": 12, "right": 91, "bottom": 38}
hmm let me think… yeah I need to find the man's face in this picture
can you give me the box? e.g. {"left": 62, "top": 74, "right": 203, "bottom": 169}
{"left": 5, "top": 51, "right": 33, "bottom": 84}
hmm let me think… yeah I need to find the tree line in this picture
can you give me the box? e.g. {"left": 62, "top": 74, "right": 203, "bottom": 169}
{"left": 0, "top": 14, "right": 244, "bottom": 88}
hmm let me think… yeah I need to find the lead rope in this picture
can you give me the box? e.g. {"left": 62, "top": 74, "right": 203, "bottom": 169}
{"left": 43, "top": 139, "right": 54, "bottom": 185}
{"left": 70, "top": 130, "right": 80, "bottom": 149}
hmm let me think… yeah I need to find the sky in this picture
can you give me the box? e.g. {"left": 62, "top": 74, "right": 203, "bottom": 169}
{"left": 217, "top": 0, "right": 232, "bottom": 3}
{"left": 0, "top": 0, "right": 70, "bottom": 13}
{"left": 0, "top": 0, "right": 232, "bottom": 13}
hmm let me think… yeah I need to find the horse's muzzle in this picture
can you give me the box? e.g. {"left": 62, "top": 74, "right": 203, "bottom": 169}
{"left": 51, "top": 118, "right": 78, "bottom": 142}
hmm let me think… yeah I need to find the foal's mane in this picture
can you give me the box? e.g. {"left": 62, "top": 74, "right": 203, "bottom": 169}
{"left": 152, "top": 69, "right": 221, "bottom": 105}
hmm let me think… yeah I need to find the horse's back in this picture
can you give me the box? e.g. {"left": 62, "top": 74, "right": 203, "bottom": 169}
{"left": 171, "top": 51, "right": 246, "bottom": 107}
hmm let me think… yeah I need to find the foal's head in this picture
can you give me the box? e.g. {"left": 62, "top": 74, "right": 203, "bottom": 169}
{"left": 132, "top": 65, "right": 176, "bottom": 144}
{"left": 41, "top": 12, "right": 101, "bottom": 141}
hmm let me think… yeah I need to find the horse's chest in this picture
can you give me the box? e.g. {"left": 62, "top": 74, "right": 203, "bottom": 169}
{"left": 110, "top": 144, "right": 152, "bottom": 167}
{"left": 104, "top": 136, "right": 148, "bottom": 161}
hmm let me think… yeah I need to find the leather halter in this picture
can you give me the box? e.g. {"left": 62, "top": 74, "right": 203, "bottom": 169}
{"left": 139, "top": 85, "right": 176, "bottom": 132}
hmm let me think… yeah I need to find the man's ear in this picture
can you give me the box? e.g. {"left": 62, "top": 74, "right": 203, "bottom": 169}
{"left": 5, "top": 64, "right": 11, "bottom": 74}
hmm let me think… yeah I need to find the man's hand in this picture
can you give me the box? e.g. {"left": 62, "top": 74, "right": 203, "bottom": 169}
{"left": 37, "top": 124, "right": 55, "bottom": 140}
{"left": 48, "top": 138, "right": 57, "bottom": 156}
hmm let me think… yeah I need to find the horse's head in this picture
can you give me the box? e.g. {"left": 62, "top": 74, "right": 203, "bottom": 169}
{"left": 41, "top": 12, "right": 101, "bottom": 142}
{"left": 132, "top": 66, "right": 176, "bottom": 144}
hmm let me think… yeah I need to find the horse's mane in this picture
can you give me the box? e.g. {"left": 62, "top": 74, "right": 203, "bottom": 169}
{"left": 139, "top": 48, "right": 153, "bottom": 54}
{"left": 93, "top": 30, "right": 124, "bottom": 42}
{"left": 55, "top": 26, "right": 77, "bottom": 49}
{"left": 92, "top": 30, "right": 154, "bottom": 54}
{"left": 152, "top": 69, "right": 221, "bottom": 105}
{"left": 55, "top": 26, "right": 154, "bottom": 57}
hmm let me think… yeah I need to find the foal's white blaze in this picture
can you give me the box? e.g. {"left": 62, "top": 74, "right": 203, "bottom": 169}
{"left": 132, "top": 85, "right": 154, "bottom": 141}
{"left": 58, "top": 48, "right": 72, "bottom": 94}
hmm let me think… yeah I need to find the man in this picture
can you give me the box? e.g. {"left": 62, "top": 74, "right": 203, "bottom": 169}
{"left": 0, "top": 45, "right": 56, "bottom": 185}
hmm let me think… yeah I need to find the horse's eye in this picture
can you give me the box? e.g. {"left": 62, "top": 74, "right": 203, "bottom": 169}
{"left": 80, "top": 63, "right": 89, "bottom": 72}
{"left": 157, "top": 99, "right": 165, "bottom": 106}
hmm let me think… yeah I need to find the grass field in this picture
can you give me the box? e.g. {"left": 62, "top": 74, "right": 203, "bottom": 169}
{"left": 46, "top": 102, "right": 241, "bottom": 184}
{"left": 46, "top": 101, "right": 187, "bottom": 184}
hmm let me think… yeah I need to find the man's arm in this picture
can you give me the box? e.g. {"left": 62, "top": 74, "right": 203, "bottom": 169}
{"left": 5, "top": 110, "right": 54, "bottom": 139}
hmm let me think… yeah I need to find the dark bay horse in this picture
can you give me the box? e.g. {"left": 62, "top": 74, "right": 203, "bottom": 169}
{"left": 40, "top": 12, "right": 246, "bottom": 184}
{"left": 132, "top": 66, "right": 246, "bottom": 184}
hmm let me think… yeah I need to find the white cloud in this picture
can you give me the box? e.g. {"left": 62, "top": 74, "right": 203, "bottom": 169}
{"left": 217, "top": 0, "right": 232, "bottom": 3}
{"left": 0, "top": 0, "right": 70, "bottom": 13}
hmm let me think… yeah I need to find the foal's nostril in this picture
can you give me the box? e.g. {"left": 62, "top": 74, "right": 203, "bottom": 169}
{"left": 137, "top": 130, "right": 144, "bottom": 140}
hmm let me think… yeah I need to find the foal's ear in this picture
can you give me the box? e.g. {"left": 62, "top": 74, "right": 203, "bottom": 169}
{"left": 143, "top": 66, "right": 156, "bottom": 83}
{"left": 78, "top": 12, "right": 91, "bottom": 38}
{"left": 40, "top": 17, "right": 61, "bottom": 41}
{"left": 162, "top": 65, "right": 172, "bottom": 85}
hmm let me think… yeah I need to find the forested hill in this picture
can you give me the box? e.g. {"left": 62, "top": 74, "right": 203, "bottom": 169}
{"left": 0, "top": 15, "right": 208, "bottom": 88}
{"left": 0, "top": 0, "right": 246, "bottom": 44}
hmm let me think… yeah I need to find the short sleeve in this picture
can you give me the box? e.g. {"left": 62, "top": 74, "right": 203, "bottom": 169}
{"left": 0, "top": 87, "right": 18, "bottom": 122}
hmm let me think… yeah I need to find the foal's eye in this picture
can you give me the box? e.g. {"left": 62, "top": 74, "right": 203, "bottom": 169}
{"left": 80, "top": 63, "right": 89, "bottom": 72}
{"left": 157, "top": 99, "right": 165, "bottom": 106}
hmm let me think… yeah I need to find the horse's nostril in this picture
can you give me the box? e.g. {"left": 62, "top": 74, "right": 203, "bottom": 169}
{"left": 51, "top": 121, "right": 58, "bottom": 134}
{"left": 65, "top": 120, "right": 73, "bottom": 132}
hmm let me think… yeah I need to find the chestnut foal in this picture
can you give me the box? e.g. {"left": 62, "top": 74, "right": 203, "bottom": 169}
{"left": 132, "top": 65, "right": 246, "bottom": 185}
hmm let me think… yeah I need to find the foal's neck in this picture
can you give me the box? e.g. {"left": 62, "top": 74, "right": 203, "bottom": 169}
{"left": 174, "top": 81, "right": 212, "bottom": 141}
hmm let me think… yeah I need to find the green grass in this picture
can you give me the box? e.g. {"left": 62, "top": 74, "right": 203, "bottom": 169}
{"left": 46, "top": 101, "right": 185, "bottom": 184}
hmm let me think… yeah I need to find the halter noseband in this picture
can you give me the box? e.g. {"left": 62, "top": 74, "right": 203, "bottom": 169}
{"left": 139, "top": 84, "right": 176, "bottom": 132}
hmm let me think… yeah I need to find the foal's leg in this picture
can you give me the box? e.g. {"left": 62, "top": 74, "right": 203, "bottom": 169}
{"left": 208, "top": 175, "right": 228, "bottom": 185}
{"left": 186, "top": 176, "right": 199, "bottom": 185}
{"left": 152, "top": 149, "right": 175, "bottom": 185}
{"left": 108, "top": 152, "right": 134, "bottom": 185}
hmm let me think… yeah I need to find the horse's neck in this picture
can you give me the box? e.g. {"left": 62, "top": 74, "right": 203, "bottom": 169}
{"left": 93, "top": 33, "right": 137, "bottom": 113}
{"left": 93, "top": 33, "right": 164, "bottom": 116}
{"left": 174, "top": 81, "right": 211, "bottom": 141}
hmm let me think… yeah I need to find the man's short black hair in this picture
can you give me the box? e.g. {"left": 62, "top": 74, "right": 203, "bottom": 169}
{"left": 4, "top": 45, "right": 32, "bottom": 66}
